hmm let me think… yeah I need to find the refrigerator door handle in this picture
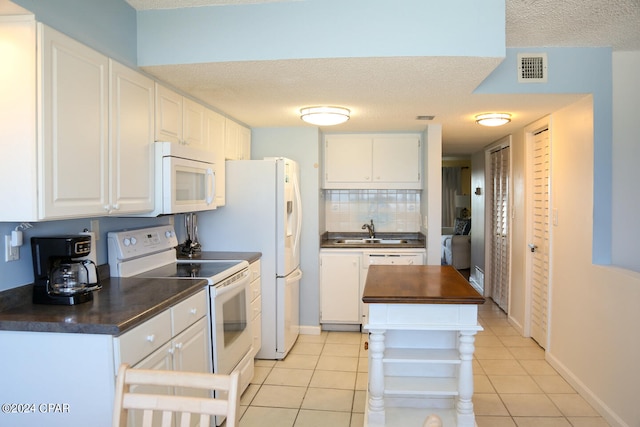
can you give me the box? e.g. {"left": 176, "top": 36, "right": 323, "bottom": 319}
{"left": 286, "top": 268, "right": 303, "bottom": 283}
{"left": 292, "top": 168, "right": 303, "bottom": 257}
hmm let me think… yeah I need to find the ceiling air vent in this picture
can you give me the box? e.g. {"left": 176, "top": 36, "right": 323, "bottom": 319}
{"left": 517, "top": 53, "right": 547, "bottom": 83}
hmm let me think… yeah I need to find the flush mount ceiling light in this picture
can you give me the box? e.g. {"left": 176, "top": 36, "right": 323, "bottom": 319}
{"left": 475, "top": 113, "right": 511, "bottom": 127}
{"left": 300, "top": 106, "right": 350, "bottom": 126}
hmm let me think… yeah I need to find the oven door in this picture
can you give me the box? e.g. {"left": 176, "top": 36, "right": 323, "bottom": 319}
{"left": 162, "top": 155, "right": 216, "bottom": 214}
{"left": 210, "top": 270, "right": 252, "bottom": 375}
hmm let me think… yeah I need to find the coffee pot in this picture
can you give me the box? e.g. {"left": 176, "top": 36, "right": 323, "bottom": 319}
{"left": 49, "top": 259, "right": 96, "bottom": 295}
{"left": 31, "top": 235, "right": 101, "bottom": 305}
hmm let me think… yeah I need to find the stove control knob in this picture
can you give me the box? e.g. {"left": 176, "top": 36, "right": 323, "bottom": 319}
{"left": 123, "top": 238, "right": 131, "bottom": 247}
{"left": 130, "top": 237, "right": 137, "bottom": 245}
{"left": 165, "top": 230, "right": 173, "bottom": 239}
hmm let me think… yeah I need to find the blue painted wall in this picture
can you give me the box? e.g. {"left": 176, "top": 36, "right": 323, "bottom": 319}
{"left": 475, "top": 47, "right": 613, "bottom": 264}
{"left": 136, "top": 0, "right": 506, "bottom": 65}
{"left": 13, "top": 0, "right": 137, "bottom": 66}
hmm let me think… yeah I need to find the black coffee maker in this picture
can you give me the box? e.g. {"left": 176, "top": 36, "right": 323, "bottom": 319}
{"left": 31, "top": 235, "right": 101, "bottom": 305}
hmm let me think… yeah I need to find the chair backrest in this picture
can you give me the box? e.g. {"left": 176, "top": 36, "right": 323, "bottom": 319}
{"left": 112, "top": 363, "right": 240, "bottom": 427}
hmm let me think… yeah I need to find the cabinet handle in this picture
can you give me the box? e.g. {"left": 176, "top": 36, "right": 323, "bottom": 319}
{"left": 189, "top": 308, "right": 197, "bottom": 315}
{"left": 112, "top": 204, "right": 120, "bottom": 211}
{"left": 174, "top": 343, "right": 183, "bottom": 350}
{"left": 103, "top": 205, "right": 110, "bottom": 211}
{"left": 146, "top": 334, "right": 155, "bottom": 343}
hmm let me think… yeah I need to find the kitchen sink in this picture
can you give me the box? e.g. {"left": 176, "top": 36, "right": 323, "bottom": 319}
{"left": 334, "top": 238, "right": 409, "bottom": 244}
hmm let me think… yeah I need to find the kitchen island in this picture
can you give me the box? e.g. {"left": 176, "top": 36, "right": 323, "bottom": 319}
{"left": 362, "top": 265, "right": 484, "bottom": 427}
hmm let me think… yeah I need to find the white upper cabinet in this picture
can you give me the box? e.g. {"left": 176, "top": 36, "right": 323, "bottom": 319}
{"left": 109, "top": 60, "right": 155, "bottom": 214}
{"left": 155, "top": 84, "right": 207, "bottom": 150}
{"left": 225, "top": 118, "right": 251, "bottom": 160}
{"left": 323, "top": 134, "right": 422, "bottom": 189}
{"left": 0, "top": 21, "right": 155, "bottom": 220}
{"left": 40, "top": 23, "right": 110, "bottom": 218}
{"left": 205, "top": 109, "right": 227, "bottom": 206}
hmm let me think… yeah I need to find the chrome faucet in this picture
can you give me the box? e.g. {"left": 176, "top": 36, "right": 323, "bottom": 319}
{"left": 362, "top": 220, "right": 375, "bottom": 238}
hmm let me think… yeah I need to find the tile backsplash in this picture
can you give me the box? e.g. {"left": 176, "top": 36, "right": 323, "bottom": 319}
{"left": 324, "top": 190, "right": 421, "bottom": 233}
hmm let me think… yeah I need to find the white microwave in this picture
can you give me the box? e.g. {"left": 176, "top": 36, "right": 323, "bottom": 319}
{"left": 149, "top": 142, "right": 216, "bottom": 216}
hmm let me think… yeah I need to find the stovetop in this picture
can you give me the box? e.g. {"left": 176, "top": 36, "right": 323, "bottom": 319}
{"left": 135, "top": 260, "right": 248, "bottom": 285}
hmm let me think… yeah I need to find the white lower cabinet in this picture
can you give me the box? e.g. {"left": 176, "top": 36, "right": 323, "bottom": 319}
{"left": 128, "top": 317, "right": 209, "bottom": 427}
{"left": 320, "top": 251, "right": 361, "bottom": 324}
{"left": 249, "top": 259, "right": 262, "bottom": 357}
{"left": 319, "top": 249, "right": 426, "bottom": 327}
{"left": 115, "top": 289, "right": 210, "bottom": 427}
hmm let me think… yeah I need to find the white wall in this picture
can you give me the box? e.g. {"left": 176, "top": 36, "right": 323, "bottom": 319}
{"left": 508, "top": 96, "right": 640, "bottom": 427}
{"left": 469, "top": 150, "right": 485, "bottom": 288}
{"left": 422, "top": 125, "right": 443, "bottom": 265}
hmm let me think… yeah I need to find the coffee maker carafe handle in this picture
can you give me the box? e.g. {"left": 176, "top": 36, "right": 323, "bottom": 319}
{"left": 82, "top": 259, "right": 100, "bottom": 289}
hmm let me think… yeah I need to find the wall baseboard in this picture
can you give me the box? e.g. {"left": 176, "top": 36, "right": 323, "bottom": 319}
{"left": 546, "top": 351, "right": 627, "bottom": 427}
{"left": 299, "top": 325, "right": 322, "bottom": 335}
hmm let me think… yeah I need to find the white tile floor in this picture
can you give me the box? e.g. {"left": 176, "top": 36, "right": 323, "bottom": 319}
{"left": 237, "top": 299, "right": 610, "bottom": 427}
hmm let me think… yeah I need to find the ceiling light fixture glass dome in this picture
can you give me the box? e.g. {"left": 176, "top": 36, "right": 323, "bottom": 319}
{"left": 475, "top": 113, "right": 511, "bottom": 127}
{"left": 300, "top": 106, "right": 350, "bottom": 126}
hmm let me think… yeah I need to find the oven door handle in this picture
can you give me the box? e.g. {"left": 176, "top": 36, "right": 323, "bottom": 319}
{"left": 213, "top": 272, "right": 250, "bottom": 296}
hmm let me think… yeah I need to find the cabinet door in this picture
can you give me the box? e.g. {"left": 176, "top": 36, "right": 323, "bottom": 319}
{"left": 130, "top": 342, "right": 173, "bottom": 427}
{"left": 109, "top": 60, "right": 155, "bottom": 214}
{"left": 372, "top": 136, "right": 421, "bottom": 187}
{"left": 155, "top": 83, "right": 183, "bottom": 143}
{"left": 183, "top": 97, "right": 206, "bottom": 149}
{"left": 238, "top": 123, "right": 252, "bottom": 160}
{"left": 206, "top": 109, "right": 226, "bottom": 206}
{"left": 324, "top": 136, "right": 372, "bottom": 186}
{"left": 225, "top": 119, "right": 251, "bottom": 160}
{"left": 39, "top": 24, "right": 109, "bottom": 219}
{"left": 320, "top": 253, "right": 361, "bottom": 323}
{"left": 173, "top": 317, "right": 210, "bottom": 380}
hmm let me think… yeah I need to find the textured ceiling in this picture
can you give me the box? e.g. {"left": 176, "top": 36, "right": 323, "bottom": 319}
{"left": 125, "top": 0, "right": 640, "bottom": 155}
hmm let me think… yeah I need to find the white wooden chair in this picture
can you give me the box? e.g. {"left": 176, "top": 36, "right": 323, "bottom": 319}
{"left": 112, "top": 363, "right": 240, "bottom": 427}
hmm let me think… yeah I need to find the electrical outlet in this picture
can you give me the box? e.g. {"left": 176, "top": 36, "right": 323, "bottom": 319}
{"left": 90, "top": 219, "right": 100, "bottom": 240}
{"left": 5, "top": 236, "right": 19, "bottom": 262}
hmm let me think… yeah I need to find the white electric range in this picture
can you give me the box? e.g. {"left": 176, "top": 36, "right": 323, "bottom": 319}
{"left": 106, "top": 225, "right": 253, "bottom": 402}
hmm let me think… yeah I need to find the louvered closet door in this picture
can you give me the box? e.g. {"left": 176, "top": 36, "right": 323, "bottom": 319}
{"left": 530, "top": 129, "right": 550, "bottom": 348}
{"left": 490, "top": 146, "right": 510, "bottom": 311}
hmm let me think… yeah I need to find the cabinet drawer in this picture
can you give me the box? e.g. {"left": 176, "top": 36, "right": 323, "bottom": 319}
{"left": 171, "top": 289, "right": 208, "bottom": 335}
{"left": 115, "top": 309, "right": 172, "bottom": 367}
{"left": 249, "top": 260, "right": 261, "bottom": 282}
{"left": 251, "top": 314, "right": 262, "bottom": 357}
{"left": 250, "top": 294, "right": 261, "bottom": 320}
{"left": 250, "top": 277, "right": 261, "bottom": 301}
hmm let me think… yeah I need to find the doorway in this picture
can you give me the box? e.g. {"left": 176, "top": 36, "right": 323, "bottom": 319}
{"left": 486, "top": 138, "right": 511, "bottom": 312}
{"left": 527, "top": 127, "right": 551, "bottom": 349}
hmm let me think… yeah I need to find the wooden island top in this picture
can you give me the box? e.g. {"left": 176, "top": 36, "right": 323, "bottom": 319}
{"left": 362, "top": 265, "right": 485, "bottom": 305}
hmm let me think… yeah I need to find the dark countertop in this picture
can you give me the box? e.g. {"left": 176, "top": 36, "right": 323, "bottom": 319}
{"left": 0, "top": 276, "right": 208, "bottom": 335}
{"left": 363, "top": 265, "right": 485, "bottom": 305}
{"left": 0, "top": 251, "right": 261, "bottom": 335}
{"left": 320, "top": 232, "right": 426, "bottom": 249}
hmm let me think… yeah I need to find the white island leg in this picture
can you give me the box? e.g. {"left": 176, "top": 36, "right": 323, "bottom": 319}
{"left": 457, "top": 330, "right": 477, "bottom": 427}
{"left": 367, "top": 329, "right": 386, "bottom": 426}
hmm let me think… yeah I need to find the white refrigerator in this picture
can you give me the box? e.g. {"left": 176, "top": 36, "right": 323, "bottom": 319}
{"left": 198, "top": 157, "right": 302, "bottom": 359}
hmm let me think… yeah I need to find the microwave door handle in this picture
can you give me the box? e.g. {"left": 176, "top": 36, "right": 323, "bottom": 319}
{"left": 206, "top": 168, "right": 215, "bottom": 205}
